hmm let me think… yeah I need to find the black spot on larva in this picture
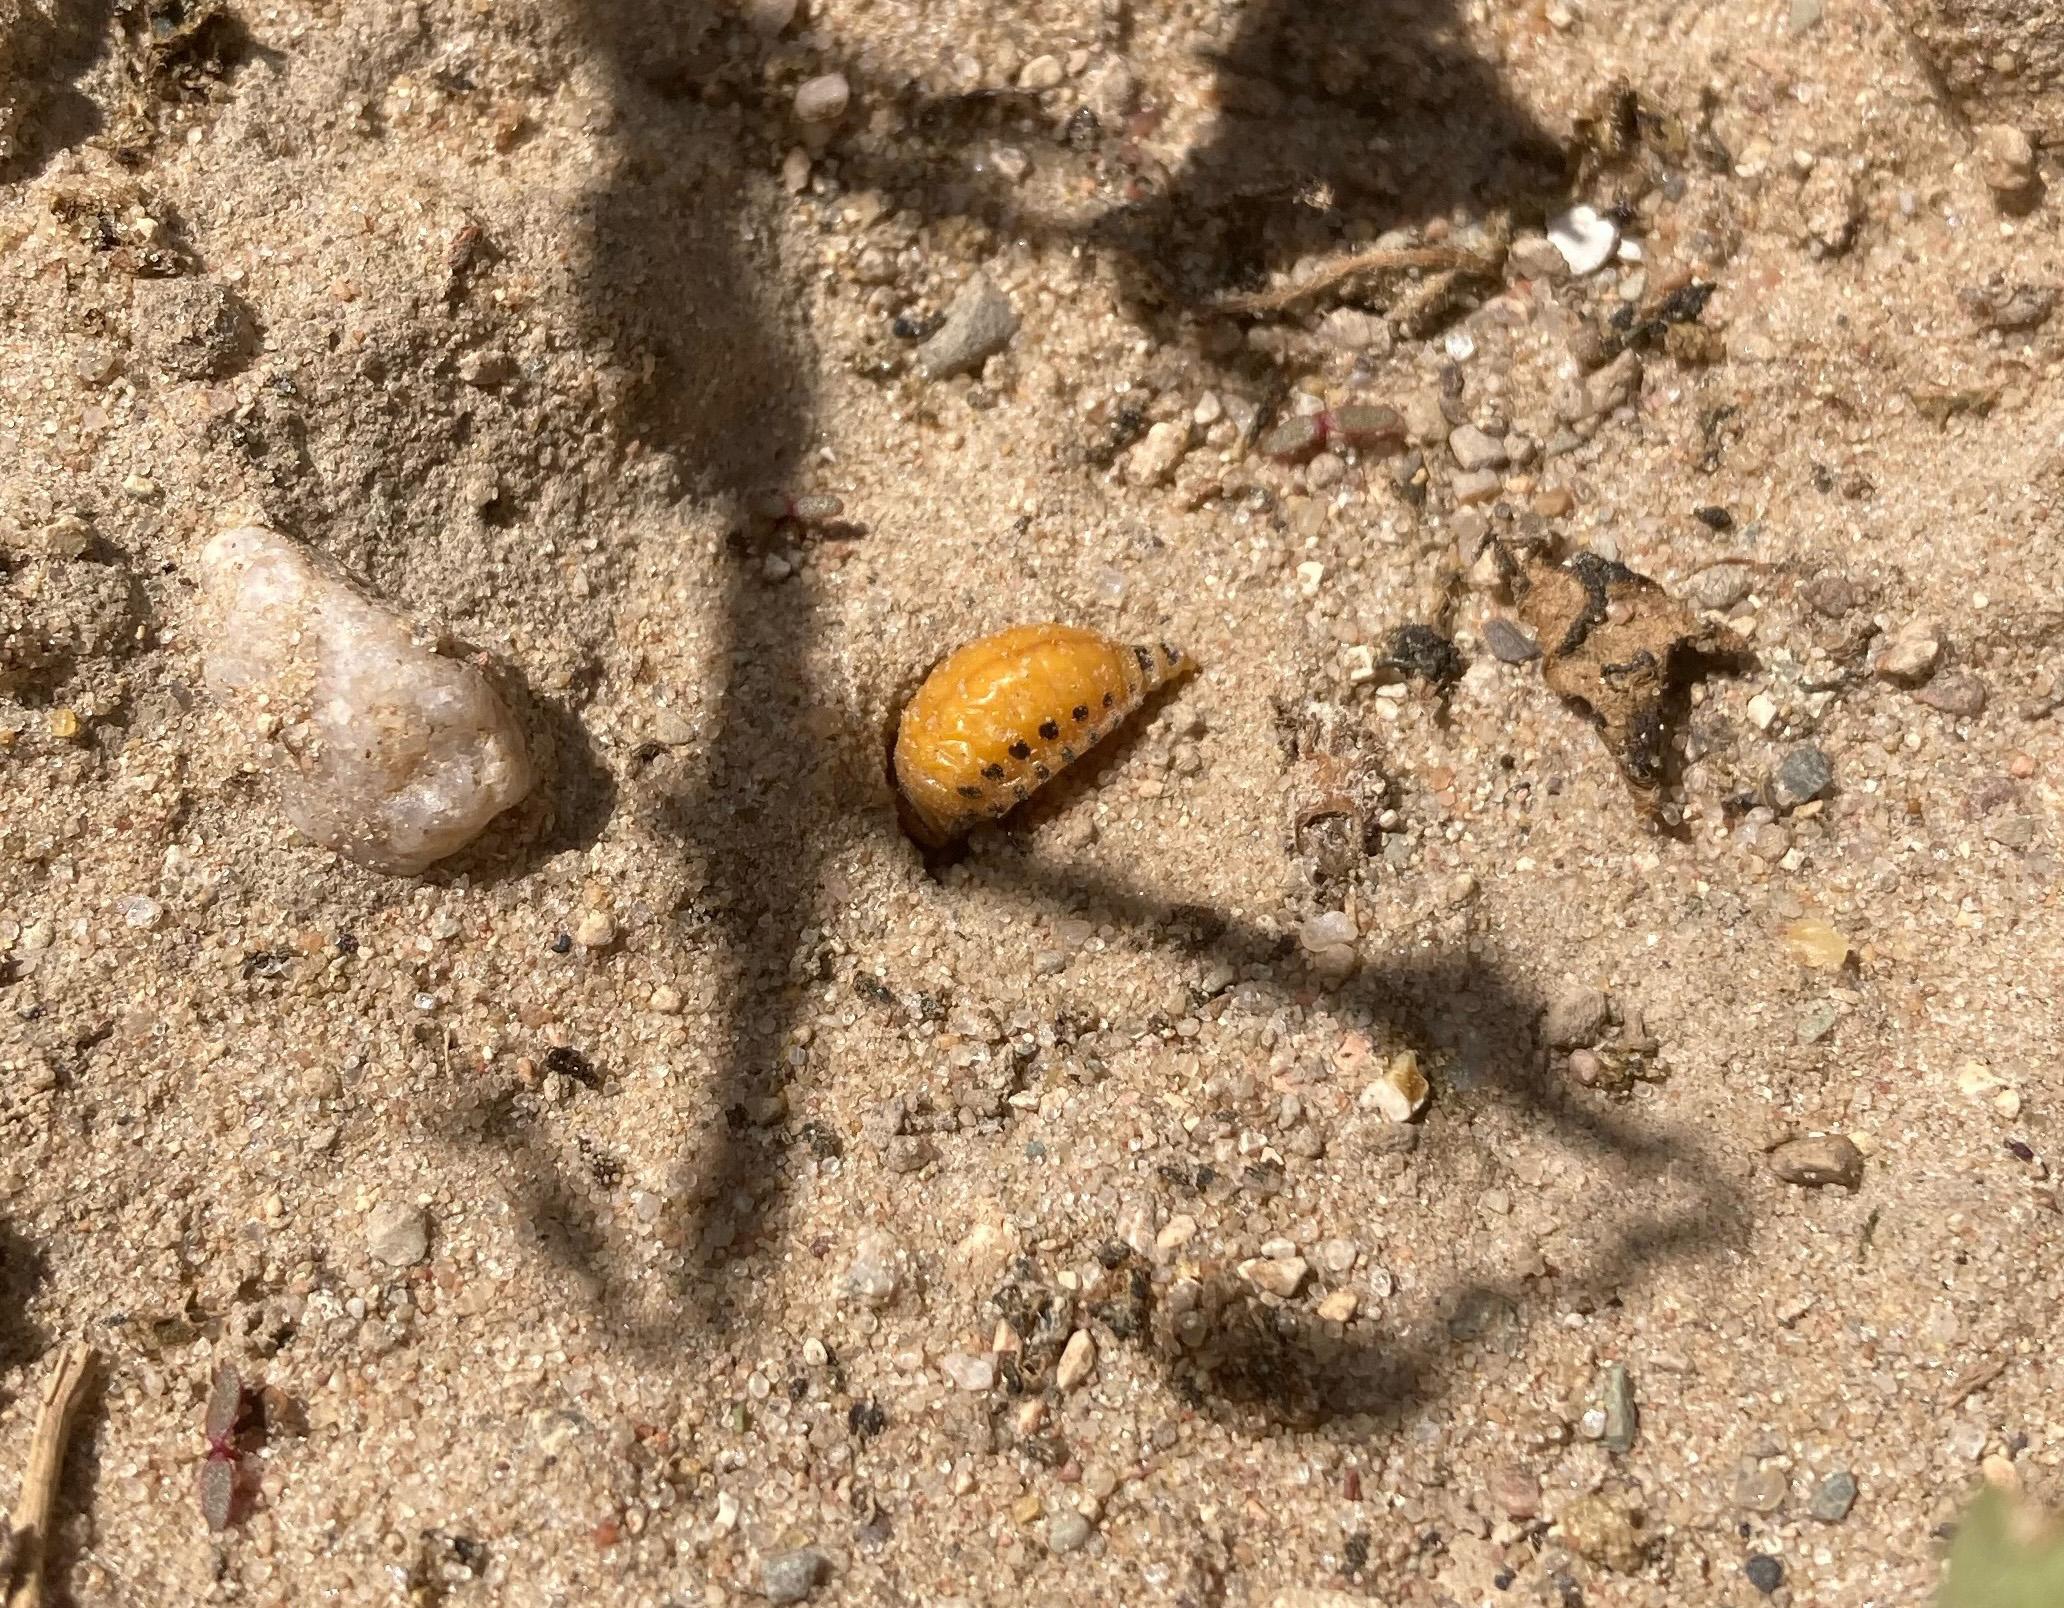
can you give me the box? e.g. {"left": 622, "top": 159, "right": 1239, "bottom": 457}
{"left": 982, "top": 763, "right": 1006, "bottom": 780}
{"left": 1102, "top": 692, "right": 1115, "bottom": 708}
{"left": 1071, "top": 704, "right": 1090, "bottom": 722}
{"left": 1134, "top": 646, "right": 1154, "bottom": 675}
{"left": 957, "top": 784, "right": 984, "bottom": 799}
{"left": 1034, "top": 763, "right": 1051, "bottom": 781}
{"left": 1009, "top": 740, "right": 1032, "bottom": 761}
{"left": 1039, "top": 719, "right": 1060, "bottom": 740}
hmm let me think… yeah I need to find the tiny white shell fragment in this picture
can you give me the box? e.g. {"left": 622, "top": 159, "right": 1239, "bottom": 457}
{"left": 1547, "top": 204, "right": 1620, "bottom": 276}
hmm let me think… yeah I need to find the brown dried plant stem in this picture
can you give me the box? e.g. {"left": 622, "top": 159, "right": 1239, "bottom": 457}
{"left": 5, "top": 1344, "right": 94, "bottom": 1608}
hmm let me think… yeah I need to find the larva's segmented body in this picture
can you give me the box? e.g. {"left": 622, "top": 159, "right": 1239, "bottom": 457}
{"left": 894, "top": 623, "right": 1190, "bottom": 846}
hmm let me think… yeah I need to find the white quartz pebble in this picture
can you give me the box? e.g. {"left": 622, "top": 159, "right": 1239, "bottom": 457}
{"left": 196, "top": 526, "right": 533, "bottom": 874}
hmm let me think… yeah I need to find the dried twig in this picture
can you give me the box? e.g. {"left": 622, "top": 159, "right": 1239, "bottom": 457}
{"left": 1213, "top": 243, "right": 1504, "bottom": 316}
{"left": 1946, "top": 1353, "right": 2010, "bottom": 1409}
{"left": 5, "top": 1344, "right": 95, "bottom": 1608}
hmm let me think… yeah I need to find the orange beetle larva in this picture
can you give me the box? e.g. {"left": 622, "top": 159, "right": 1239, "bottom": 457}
{"left": 893, "top": 623, "right": 1191, "bottom": 847}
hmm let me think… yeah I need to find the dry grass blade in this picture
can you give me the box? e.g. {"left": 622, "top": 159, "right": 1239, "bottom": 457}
{"left": 1213, "top": 243, "right": 1504, "bottom": 315}
{"left": 5, "top": 1343, "right": 95, "bottom": 1608}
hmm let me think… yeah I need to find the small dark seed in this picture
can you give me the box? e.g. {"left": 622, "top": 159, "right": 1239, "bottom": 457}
{"left": 2007, "top": 1138, "right": 2036, "bottom": 1163}
{"left": 1694, "top": 505, "right": 1734, "bottom": 530}
{"left": 549, "top": 932, "right": 573, "bottom": 955}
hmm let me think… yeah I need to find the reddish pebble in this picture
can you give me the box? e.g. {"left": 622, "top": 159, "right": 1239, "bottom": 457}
{"left": 1343, "top": 1467, "right": 1363, "bottom": 1502}
{"left": 2009, "top": 752, "right": 2037, "bottom": 779}
{"left": 593, "top": 1518, "right": 622, "bottom": 1547}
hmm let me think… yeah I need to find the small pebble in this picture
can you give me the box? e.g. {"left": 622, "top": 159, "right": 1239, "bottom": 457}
{"left": 1809, "top": 1470, "right": 1858, "bottom": 1523}
{"left": 1734, "top": 1463, "right": 1787, "bottom": 1513}
{"left": 1238, "top": 1255, "right": 1308, "bottom": 1299}
{"left": 1769, "top": 1134, "right": 1864, "bottom": 1189}
{"left": 1745, "top": 1554, "right": 1784, "bottom": 1595}
{"left": 1975, "top": 124, "right": 2036, "bottom": 196}
{"left": 1017, "top": 54, "right": 1064, "bottom": 91}
{"left": 1299, "top": 910, "right": 1357, "bottom": 952}
{"left": 845, "top": 1232, "right": 901, "bottom": 1308}
{"left": 1914, "top": 673, "right": 1987, "bottom": 717}
{"left": 1361, "top": 1053, "right": 1430, "bottom": 1124}
{"left": 793, "top": 73, "right": 850, "bottom": 123}
{"left": 366, "top": 1201, "right": 429, "bottom": 1267}
{"left": 1873, "top": 620, "right": 1943, "bottom": 685}
{"left": 195, "top": 527, "right": 531, "bottom": 875}
{"left": 573, "top": 909, "right": 615, "bottom": 949}
{"left": 1055, "top": 1331, "right": 1097, "bottom": 1392}
{"left": 1691, "top": 564, "right": 1753, "bottom": 612}
{"left": 1125, "top": 421, "right": 1191, "bottom": 487}
{"left": 1481, "top": 617, "right": 1540, "bottom": 663}
{"left": 1542, "top": 984, "right": 1610, "bottom": 1050}
{"left": 940, "top": 1353, "right": 995, "bottom": 1392}
{"left": 1046, "top": 1511, "right": 1092, "bottom": 1554}
{"left": 915, "top": 276, "right": 1019, "bottom": 379}
{"left": 1771, "top": 745, "right": 1834, "bottom": 810}
{"left": 761, "top": 1545, "right": 830, "bottom": 1604}
{"left": 1448, "top": 424, "right": 1508, "bottom": 472}
{"left": 1600, "top": 1362, "right": 1637, "bottom": 1453}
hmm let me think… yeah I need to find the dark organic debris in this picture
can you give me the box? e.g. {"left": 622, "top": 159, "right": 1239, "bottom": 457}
{"left": 1511, "top": 548, "right": 1744, "bottom": 809}
{"left": 544, "top": 1045, "right": 602, "bottom": 1089}
{"left": 1377, "top": 624, "right": 1465, "bottom": 690}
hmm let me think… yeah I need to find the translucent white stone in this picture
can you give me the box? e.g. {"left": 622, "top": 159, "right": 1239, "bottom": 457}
{"left": 196, "top": 526, "right": 532, "bottom": 875}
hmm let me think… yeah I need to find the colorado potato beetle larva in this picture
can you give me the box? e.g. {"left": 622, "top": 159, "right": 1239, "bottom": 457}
{"left": 893, "top": 623, "right": 1191, "bottom": 847}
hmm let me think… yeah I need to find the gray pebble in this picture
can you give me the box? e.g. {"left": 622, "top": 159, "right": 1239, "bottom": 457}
{"left": 1046, "top": 1511, "right": 1093, "bottom": 1555}
{"left": 915, "top": 276, "right": 1020, "bottom": 379}
{"left": 1809, "top": 1470, "right": 1858, "bottom": 1522}
{"left": 1601, "top": 1362, "right": 1638, "bottom": 1453}
{"left": 1771, "top": 745, "right": 1834, "bottom": 810}
{"left": 1769, "top": 1135, "right": 1864, "bottom": 1189}
{"left": 762, "top": 1545, "right": 830, "bottom": 1603}
{"left": 1481, "top": 617, "right": 1541, "bottom": 663}
{"left": 1691, "top": 564, "right": 1753, "bottom": 612}
{"left": 366, "top": 1201, "right": 429, "bottom": 1266}
{"left": 1802, "top": 574, "right": 1856, "bottom": 618}
{"left": 1796, "top": 1002, "right": 1839, "bottom": 1045}
{"left": 1914, "top": 673, "right": 1987, "bottom": 717}
{"left": 1542, "top": 984, "right": 1610, "bottom": 1050}
{"left": 132, "top": 278, "right": 254, "bottom": 381}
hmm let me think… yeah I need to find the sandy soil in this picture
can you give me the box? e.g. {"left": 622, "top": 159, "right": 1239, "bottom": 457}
{"left": 3, "top": 0, "right": 2062, "bottom": 1603}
